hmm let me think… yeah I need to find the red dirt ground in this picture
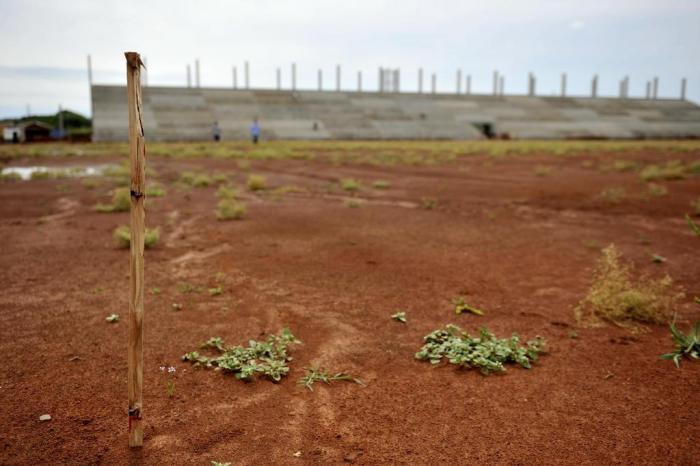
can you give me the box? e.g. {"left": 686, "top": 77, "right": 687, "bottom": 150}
{"left": 1, "top": 146, "right": 699, "bottom": 465}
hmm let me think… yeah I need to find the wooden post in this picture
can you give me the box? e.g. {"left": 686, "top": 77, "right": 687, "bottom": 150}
{"left": 125, "top": 51, "right": 146, "bottom": 448}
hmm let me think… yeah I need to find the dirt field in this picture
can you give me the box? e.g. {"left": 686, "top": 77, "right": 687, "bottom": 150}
{"left": 1, "top": 141, "right": 699, "bottom": 465}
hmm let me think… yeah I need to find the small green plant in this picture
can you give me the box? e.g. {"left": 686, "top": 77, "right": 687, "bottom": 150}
{"left": 178, "top": 282, "right": 197, "bottom": 294}
{"left": 453, "top": 296, "right": 484, "bottom": 316}
{"left": 113, "top": 225, "right": 160, "bottom": 249}
{"left": 150, "top": 287, "right": 161, "bottom": 295}
{"left": 106, "top": 314, "right": 119, "bottom": 323}
{"left": 95, "top": 187, "right": 131, "bottom": 213}
{"left": 373, "top": 180, "right": 391, "bottom": 189}
{"left": 146, "top": 183, "right": 166, "bottom": 197}
{"left": 533, "top": 165, "right": 553, "bottom": 177}
{"left": 612, "top": 160, "right": 638, "bottom": 172}
{"left": 420, "top": 197, "right": 438, "bottom": 209}
{"left": 647, "top": 183, "right": 667, "bottom": 197}
{"left": 180, "top": 171, "right": 212, "bottom": 187}
{"left": 693, "top": 198, "right": 700, "bottom": 216}
{"left": 343, "top": 198, "right": 362, "bottom": 208}
{"left": 208, "top": 285, "right": 223, "bottom": 296}
{"left": 0, "top": 171, "right": 22, "bottom": 182}
{"left": 687, "top": 214, "right": 700, "bottom": 237}
{"left": 651, "top": 254, "right": 667, "bottom": 264}
{"left": 212, "top": 173, "right": 229, "bottom": 184}
{"left": 247, "top": 174, "right": 267, "bottom": 191}
{"left": 159, "top": 365, "right": 177, "bottom": 397}
{"left": 82, "top": 178, "right": 99, "bottom": 189}
{"left": 391, "top": 311, "right": 407, "bottom": 323}
{"left": 211, "top": 462, "right": 231, "bottom": 466}
{"left": 216, "top": 185, "right": 237, "bottom": 199}
{"left": 215, "top": 199, "right": 246, "bottom": 220}
{"left": 599, "top": 187, "right": 626, "bottom": 203}
{"left": 575, "top": 244, "right": 683, "bottom": 330}
{"left": 415, "top": 325, "right": 545, "bottom": 375}
{"left": 640, "top": 161, "right": 686, "bottom": 182}
{"left": 660, "top": 321, "right": 699, "bottom": 368}
{"left": 182, "top": 329, "right": 301, "bottom": 382}
{"left": 340, "top": 178, "right": 360, "bottom": 192}
{"left": 298, "top": 367, "right": 364, "bottom": 391}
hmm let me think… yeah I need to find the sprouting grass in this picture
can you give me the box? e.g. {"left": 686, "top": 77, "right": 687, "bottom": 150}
{"left": 215, "top": 199, "right": 246, "bottom": 220}
{"left": 180, "top": 171, "right": 212, "bottom": 187}
{"left": 343, "top": 198, "right": 363, "bottom": 208}
{"left": 178, "top": 282, "right": 197, "bottom": 294}
{"left": 660, "top": 321, "right": 699, "bottom": 368}
{"left": 415, "top": 325, "right": 545, "bottom": 375}
{"left": 420, "top": 197, "right": 438, "bottom": 209}
{"left": 0, "top": 171, "right": 22, "bottom": 182}
{"left": 81, "top": 178, "right": 99, "bottom": 189}
{"left": 113, "top": 225, "right": 160, "bottom": 249}
{"left": 687, "top": 214, "right": 700, "bottom": 236}
{"left": 639, "top": 161, "right": 686, "bottom": 182}
{"left": 453, "top": 296, "right": 484, "bottom": 315}
{"left": 611, "top": 160, "right": 638, "bottom": 172}
{"left": 340, "top": 178, "right": 361, "bottom": 192}
{"left": 693, "top": 198, "right": 700, "bottom": 216}
{"left": 575, "top": 244, "right": 683, "bottom": 330}
{"left": 95, "top": 187, "right": 131, "bottom": 213}
{"left": 247, "top": 174, "right": 267, "bottom": 191}
{"left": 533, "top": 165, "right": 553, "bottom": 177}
{"left": 150, "top": 287, "right": 161, "bottom": 295}
{"left": 599, "top": 187, "right": 626, "bottom": 203}
{"left": 373, "top": 180, "right": 391, "bottom": 189}
{"left": 182, "top": 329, "right": 301, "bottom": 382}
{"left": 208, "top": 285, "right": 223, "bottom": 296}
{"left": 298, "top": 367, "right": 364, "bottom": 391}
{"left": 146, "top": 183, "right": 166, "bottom": 197}
{"left": 391, "top": 311, "right": 407, "bottom": 323}
{"left": 212, "top": 173, "right": 229, "bottom": 184}
{"left": 106, "top": 314, "right": 119, "bottom": 323}
{"left": 647, "top": 183, "right": 667, "bottom": 197}
{"left": 216, "top": 185, "right": 237, "bottom": 199}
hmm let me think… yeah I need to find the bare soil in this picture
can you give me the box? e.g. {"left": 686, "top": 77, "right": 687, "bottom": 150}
{"left": 1, "top": 145, "right": 699, "bottom": 465}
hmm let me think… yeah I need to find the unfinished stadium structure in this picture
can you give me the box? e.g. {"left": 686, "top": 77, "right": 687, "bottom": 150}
{"left": 91, "top": 85, "right": 700, "bottom": 141}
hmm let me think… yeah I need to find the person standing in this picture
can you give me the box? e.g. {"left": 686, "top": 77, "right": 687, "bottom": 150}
{"left": 250, "top": 117, "right": 261, "bottom": 144}
{"left": 212, "top": 121, "right": 221, "bottom": 141}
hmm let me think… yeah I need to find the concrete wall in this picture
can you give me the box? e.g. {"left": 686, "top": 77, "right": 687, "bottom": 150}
{"left": 92, "top": 85, "right": 700, "bottom": 141}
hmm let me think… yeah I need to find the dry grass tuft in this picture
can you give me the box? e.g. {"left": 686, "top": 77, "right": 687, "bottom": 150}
{"left": 575, "top": 244, "right": 683, "bottom": 331}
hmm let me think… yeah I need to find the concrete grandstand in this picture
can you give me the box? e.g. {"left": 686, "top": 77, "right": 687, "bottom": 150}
{"left": 91, "top": 85, "right": 700, "bottom": 141}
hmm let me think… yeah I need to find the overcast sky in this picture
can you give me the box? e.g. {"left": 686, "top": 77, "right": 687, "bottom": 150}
{"left": 1, "top": 0, "right": 699, "bottom": 118}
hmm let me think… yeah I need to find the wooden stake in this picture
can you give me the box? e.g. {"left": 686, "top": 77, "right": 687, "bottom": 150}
{"left": 125, "top": 51, "right": 146, "bottom": 448}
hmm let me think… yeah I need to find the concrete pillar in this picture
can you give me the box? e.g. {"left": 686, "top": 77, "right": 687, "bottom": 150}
{"left": 499, "top": 76, "right": 504, "bottom": 96}
{"left": 195, "top": 59, "right": 200, "bottom": 88}
{"left": 336, "top": 64, "right": 341, "bottom": 91}
{"left": 418, "top": 68, "right": 423, "bottom": 93}
{"left": 646, "top": 81, "right": 651, "bottom": 99}
{"left": 680, "top": 78, "right": 687, "bottom": 100}
{"left": 431, "top": 73, "right": 436, "bottom": 94}
{"left": 561, "top": 73, "right": 567, "bottom": 97}
{"left": 291, "top": 63, "right": 297, "bottom": 91}
{"left": 652, "top": 77, "right": 658, "bottom": 99}
{"left": 528, "top": 72, "right": 536, "bottom": 96}
{"left": 394, "top": 69, "right": 400, "bottom": 93}
{"left": 492, "top": 70, "right": 499, "bottom": 95}
{"left": 187, "top": 64, "right": 192, "bottom": 88}
{"left": 244, "top": 61, "right": 250, "bottom": 89}
{"left": 456, "top": 69, "right": 462, "bottom": 94}
{"left": 232, "top": 66, "right": 237, "bottom": 89}
{"left": 276, "top": 68, "right": 281, "bottom": 90}
{"left": 466, "top": 74, "right": 471, "bottom": 95}
{"left": 318, "top": 69, "right": 323, "bottom": 91}
{"left": 591, "top": 75, "right": 598, "bottom": 98}
{"left": 357, "top": 70, "right": 362, "bottom": 92}
{"left": 87, "top": 54, "right": 93, "bottom": 85}
{"left": 378, "top": 67, "right": 383, "bottom": 92}
{"left": 618, "top": 79, "right": 624, "bottom": 98}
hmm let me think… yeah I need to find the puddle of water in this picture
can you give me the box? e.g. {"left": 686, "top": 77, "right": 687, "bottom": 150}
{"left": 0, "top": 164, "right": 118, "bottom": 181}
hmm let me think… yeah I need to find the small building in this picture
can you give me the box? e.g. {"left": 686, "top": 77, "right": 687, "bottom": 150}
{"left": 2, "top": 121, "right": 53, "bottom": 142}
